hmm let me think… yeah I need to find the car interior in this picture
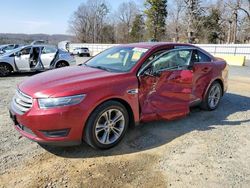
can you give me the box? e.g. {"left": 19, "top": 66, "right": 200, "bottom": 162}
{"left": 30, "top": 47, "right": 40, "bottom": 68}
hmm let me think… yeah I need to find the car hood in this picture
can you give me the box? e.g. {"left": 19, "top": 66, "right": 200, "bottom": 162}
{"left": 0, "top": 53, "right": 8, "bottom": 58}
{"left": 19, "top": 65, "right": 123, "bottom": 98}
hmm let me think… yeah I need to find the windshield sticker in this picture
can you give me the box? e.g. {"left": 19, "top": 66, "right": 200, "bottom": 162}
{"left": 132, "top": 47, "right": 148, "bottom": 53}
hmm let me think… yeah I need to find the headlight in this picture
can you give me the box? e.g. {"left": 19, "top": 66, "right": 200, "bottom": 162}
{"left": 38, "top": 94, "right": 86, "bottom": 109}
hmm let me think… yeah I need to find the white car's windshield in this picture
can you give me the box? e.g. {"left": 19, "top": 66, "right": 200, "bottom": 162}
{"left": 85, "top": 46, "right": 148, "bottom": 72}
{"left": 0, "top": 46, "right": 24, "bottom": 56}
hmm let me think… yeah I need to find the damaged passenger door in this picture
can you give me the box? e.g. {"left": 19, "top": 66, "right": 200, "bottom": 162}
{"left": 40, "top": 46, "right": 57, "bottom": 69}
{"left": 138, "top": 49, "right": 193, "bottom": 122}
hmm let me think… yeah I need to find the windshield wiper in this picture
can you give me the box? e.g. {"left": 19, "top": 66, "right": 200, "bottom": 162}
{"left": 85, "top": 64, "right": 113, "bottom": 72}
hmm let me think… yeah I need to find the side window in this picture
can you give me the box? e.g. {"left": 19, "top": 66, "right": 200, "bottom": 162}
{"left": 42, "top": 47, "right": 57, "bottom": 54}
{"left": 141, "top": 50, "right": 169, "bottom": 69}
{"left": 20, "top": 48, "right": 31, "bottom": 55}
{"left": 191, "top": 50, "right": 199, "bottom": 63}
{"left": 152, "top": 49, "right": 192, "bottom": 72}
{"left": 197, "top": 51, "right": 211, "bottom": 62}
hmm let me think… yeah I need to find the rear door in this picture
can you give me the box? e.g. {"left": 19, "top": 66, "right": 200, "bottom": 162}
{"left": 138, "top": 49, "right": 194, "bottom": 122}
{"left": 190, "top": 49, "right": 214, "bottom": 104}
{"left": 40, "top": 46, "right": 57, "bottom": 68}
{"left": 14, "top": 47, "right": 31, "bottom": 70}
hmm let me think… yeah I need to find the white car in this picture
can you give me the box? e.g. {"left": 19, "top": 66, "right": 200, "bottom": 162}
{"left": 72, "top": 47, "right": 90, "bottom": 57}
{"left": 0, "top": 45, "right": 76, "bottom": 76}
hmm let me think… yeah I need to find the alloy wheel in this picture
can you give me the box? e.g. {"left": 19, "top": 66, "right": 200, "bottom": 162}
{"left": 208, "top": 84, "right": 221, "bottom": 109}
{"left": 95, "top": 109, "right": 125, "bottom": 145}
{"left": 0, "top": 64, "right": 11, "bottom": 76}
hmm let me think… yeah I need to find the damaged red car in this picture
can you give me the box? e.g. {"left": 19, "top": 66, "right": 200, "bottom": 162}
{"left": 9, "top": 43, "right": 228, "bottom": 149}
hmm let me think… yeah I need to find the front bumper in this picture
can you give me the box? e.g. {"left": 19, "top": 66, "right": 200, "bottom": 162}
{"left": 9, "top": 99, "right": 87, "bottom": 146}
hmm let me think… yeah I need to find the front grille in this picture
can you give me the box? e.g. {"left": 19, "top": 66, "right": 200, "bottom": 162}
{"left": 12, "top": 90, "right": 33, "bottom": 115}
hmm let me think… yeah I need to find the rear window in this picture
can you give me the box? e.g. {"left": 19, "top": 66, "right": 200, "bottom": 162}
{"left": 42, "top": 47, "right": 57, "bottom": 54}
{"left": 198, "top": 51, "right": 211, "bottom": 62}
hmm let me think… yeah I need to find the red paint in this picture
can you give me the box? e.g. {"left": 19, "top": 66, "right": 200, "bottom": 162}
{"left": 10, "top": 43, "right": 228, "bottom": 145}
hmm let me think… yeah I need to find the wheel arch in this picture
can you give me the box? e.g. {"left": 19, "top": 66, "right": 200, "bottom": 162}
{"left": 203, "top": 78, "right": 224, "bottom": 99}
{"left": 55, "top": 60, "right": 69, "bottom": 67}
{"left": 0, "top": 62, "right": 14, "bottom": 71}
{"left": 214, "top": 79, "right": 224, "bottom": 96}
{"left": 84, "top": 98, "right": 135, "bottom": 133}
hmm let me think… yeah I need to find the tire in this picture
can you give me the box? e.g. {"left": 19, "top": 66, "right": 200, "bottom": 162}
{"left": 55, "top": 61, "right": 69, "bottom": 68}
{"left": 200, "top": 81, "right": 222, "bottom": 111}
{"left": 84, "top": 101, "right": 129, "bottom": 149}
{"left": 0, "top": 63, "right": 12, "bottom": 77}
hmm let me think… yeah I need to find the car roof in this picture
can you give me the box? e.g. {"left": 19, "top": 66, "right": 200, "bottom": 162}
{"left": 119, "top": 42, "right": 195, "bottom": 49}
{"left": 20, "top": 44, "right": 57, "bottom": 48}
{"left": 118, "top": 42, "right": 215, "bottom": 60}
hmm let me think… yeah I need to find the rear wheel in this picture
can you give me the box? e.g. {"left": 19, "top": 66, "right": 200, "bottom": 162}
{"left": 84, "top": 101, "right": 129, "bottom": 149}
{"left": 201, "top": 81, "right": 222, "bottom": 110}
{"left": 56, "top": 61, "right": 68, "bottom": 68}
{"left": 0, "top": 64, "right": 12, "bottom": 76}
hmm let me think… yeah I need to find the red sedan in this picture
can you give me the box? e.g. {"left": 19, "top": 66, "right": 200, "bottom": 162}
{"left": 9, "top": 43, "right": 228, "bottom": 149}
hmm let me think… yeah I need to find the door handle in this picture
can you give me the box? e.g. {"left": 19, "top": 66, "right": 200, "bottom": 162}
{"left": 202, "top": 67, "right": 209, "bottom": 72}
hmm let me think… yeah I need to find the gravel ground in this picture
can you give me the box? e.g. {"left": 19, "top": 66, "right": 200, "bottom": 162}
{"left": 0, "top": 58, "right": 250, "bottom": 188}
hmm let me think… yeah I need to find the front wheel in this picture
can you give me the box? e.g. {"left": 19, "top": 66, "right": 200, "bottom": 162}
{"left": 0, "top": 64, "right": 12, "bottom": 77}
{"left": 84, "top": 101, "right": 129, "bottom": 149}
{"left": 201, "top": 81, "right": 222, "bottom": 110}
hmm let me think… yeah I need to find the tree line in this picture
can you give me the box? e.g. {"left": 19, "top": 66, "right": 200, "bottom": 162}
{"left": 68, "top": 0, "right": 250, "bottom": 44}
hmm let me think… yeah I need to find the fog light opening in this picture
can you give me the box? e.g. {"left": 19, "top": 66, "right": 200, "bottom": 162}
{"left": 40, "top": 129, "right": 70, "bottom": 138}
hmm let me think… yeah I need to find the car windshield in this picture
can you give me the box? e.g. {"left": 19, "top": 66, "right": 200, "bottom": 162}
{"left": 85, "top": 46, "right": 148, "bottom": 72}
{"left": 0, "top": 46, "right": 25, "bottom": 56}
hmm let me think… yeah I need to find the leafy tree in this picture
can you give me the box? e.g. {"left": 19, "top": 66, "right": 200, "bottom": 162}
{"left": 130, "top": 14, "right": 145, "bottom": 42}
{"left": 144, "top": 0, "right": 168, "bottom": 41}
{"left": 100, "top": 24, "right": 115, "bottom": 43}
{"left": 202, "top": 8, "right": 223, "bottom": 43}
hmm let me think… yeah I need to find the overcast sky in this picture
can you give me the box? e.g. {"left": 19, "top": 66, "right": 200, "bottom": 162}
{"left": 0, "top": 0, "right": 143, "bottom": 35}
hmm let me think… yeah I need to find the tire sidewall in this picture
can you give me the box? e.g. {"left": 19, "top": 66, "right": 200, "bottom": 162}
{"left": 0, "top": 64, "right": 12, "bottom": 76}
{"left": 56, "top": 61, "right": 67, "bottom": 68}
{"left": 205, "top": 82, "right": 222, "bottom": 110}
{"left": 84, "top": 101, "right": 129, "bottom": 149}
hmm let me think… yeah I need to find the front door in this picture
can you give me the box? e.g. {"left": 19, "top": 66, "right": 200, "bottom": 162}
{"left": 14, "top": 47, "right": 31, "bottom": 70}
{"left": 138, "top": 49, "right": 194, "bottom": 122}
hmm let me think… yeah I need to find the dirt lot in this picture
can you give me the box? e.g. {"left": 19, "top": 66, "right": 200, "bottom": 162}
{"left": 0, "top": 59, "right": 250, "bottom": 188}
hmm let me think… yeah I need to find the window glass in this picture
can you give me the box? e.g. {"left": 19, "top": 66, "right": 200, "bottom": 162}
{"left": 86, "top": 47, "right": 148, "bottom": 72}
{"left": 141, "top": 50, "right": 169, "bottom": 69}
{"left": 152, "top": 49, "right": 192, "bottom": 72}
{"left": 198, "top": 51, "right": 211, "bottom": 62}
{"left": 42, "top": 47, "right": 57, "bottom": 54}
{"left": 146, "top": 50, "right": 167, "bottom": 63}
{"left": 191, "top": 50, "right": 199, "bottom": 63}
{"left": 3, "top": 45, "right": 14, "bottom": 51}
{"left": 20, "top": 48, "right": 31, "bottom": 55}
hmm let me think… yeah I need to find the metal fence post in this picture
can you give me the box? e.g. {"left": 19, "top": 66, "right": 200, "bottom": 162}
{"left": 234, "top": 46, "right": 237, "bottom": 56}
